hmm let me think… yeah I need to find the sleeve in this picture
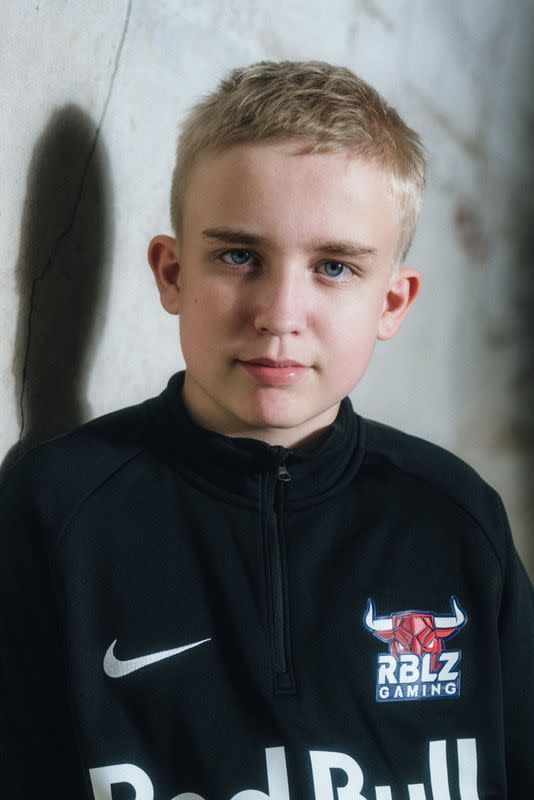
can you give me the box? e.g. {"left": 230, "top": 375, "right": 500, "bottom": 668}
{"left": 496, "top": 493, "right": 534, "bottom": 795}
{"left": 0, "top": 457, "right": 92, "bottom": 799}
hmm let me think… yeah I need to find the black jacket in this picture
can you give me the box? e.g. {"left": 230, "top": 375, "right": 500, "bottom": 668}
{"left": 1, "top": 370, "right": 533, "bottom": 799}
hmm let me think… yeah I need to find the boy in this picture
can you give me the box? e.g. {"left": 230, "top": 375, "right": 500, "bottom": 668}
{"left": 1, "top": 60, "right": 533, "bottom": 799}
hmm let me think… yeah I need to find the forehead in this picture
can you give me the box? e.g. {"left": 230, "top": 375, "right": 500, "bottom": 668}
{"left": 183, "top": 140, "right": 399, "bottom": 257}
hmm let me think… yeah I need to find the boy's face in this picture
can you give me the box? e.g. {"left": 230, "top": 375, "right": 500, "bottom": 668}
{"left": 148, "top": 140, "right": 420, "bottom": 450}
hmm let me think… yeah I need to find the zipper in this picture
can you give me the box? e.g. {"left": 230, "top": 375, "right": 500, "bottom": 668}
{"left": 268, "top": 457, "right": 294, "bottom": 692}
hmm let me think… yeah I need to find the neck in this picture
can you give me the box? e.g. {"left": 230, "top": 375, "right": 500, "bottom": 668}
{"left": 180, "top": 374, "right": 340, "bottom": 451}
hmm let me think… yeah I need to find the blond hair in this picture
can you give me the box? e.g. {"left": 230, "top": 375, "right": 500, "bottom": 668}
{"left": 170, "top": 60, "right": 426, "bottom": 264}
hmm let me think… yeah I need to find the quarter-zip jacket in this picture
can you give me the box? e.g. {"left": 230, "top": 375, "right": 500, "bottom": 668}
{"left": 1, "top": 370, "right": 533, "bottom": 799}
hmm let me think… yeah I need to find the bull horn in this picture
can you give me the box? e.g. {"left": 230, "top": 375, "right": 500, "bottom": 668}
{"left": 435, "top": 596, "right": 466, "bottom": 629}
{"left": 365, "top": 598, "right": 394, "bottom": 632}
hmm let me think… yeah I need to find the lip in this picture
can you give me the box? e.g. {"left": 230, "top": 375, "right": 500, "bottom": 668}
{"left": 240, "top": 357, "right": 307, "bottom": 367}
{"left": 239, "top": 360, "right": 311, "bottom": 386}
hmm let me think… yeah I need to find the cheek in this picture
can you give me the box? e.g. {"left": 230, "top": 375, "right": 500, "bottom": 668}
{"left": 335, "top": 334, "right": 376, "bottom": 369}
{"left": 325, "top": 305, "right": 380, "bottom": 371}
{"left": 178, "top": 286, "right": 233, "bottom": 353}
{"left": 185, "top": 278, "right": 237, "bottom": 316}
{"left": 331, "top": 334, "right": 378, "bottom": 399}
{"left": 326, "top": 299, "right": 380, "bottom": 346}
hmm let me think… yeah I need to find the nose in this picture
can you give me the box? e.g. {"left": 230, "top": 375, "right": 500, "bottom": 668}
{"left": 250, "top": 265, "right": 308, "bottom": 337}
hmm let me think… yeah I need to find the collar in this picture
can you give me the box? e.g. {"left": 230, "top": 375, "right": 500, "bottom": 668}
{"left": 148, "top": 371, "right": 365, "bottom": 509}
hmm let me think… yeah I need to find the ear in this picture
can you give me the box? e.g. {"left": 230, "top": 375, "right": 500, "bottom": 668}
{"left": 377, "top": 267, "right": 422, "bottom": 341}
{"left": 147, "top": 234, "right": 182, "bottom": 315}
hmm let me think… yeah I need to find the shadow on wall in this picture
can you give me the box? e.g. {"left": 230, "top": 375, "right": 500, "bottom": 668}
{"left": 1, "top": 105, "right": 113, "bottom": 477}
{"left": 513, "top": 130, "right": 534, "bottom": 576}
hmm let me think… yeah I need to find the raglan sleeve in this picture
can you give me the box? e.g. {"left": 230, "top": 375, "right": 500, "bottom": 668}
{"left": 495, "top": 492, "right": 534, "bottom": 794}
{"left": 0, "top": 453, "right": 91, "bottom": 799}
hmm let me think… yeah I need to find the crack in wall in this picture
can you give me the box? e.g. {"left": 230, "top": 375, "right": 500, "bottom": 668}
{"left": 406, "top": 81, "right": 486, "bottom": 163}
{"left": 359, "top": 0, "right": 394, "bottom": 32}
{"left": 17, "top": 0, "right": 132, "bottom": 445}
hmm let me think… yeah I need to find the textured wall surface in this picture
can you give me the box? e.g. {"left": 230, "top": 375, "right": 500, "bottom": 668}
{"left": 2, "top": 1, "right": 533, "bottom": 577}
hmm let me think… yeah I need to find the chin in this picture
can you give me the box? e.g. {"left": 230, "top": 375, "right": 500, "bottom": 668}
{"left": 237, "top": 397, "right": 315, "bottom": 430}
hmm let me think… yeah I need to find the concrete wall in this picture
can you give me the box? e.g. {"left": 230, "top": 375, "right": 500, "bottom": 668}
{"left": 2, "top": 1, "right": 533, "bottom": 577}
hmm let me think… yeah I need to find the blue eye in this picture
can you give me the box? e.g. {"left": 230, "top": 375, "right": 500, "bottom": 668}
{"left": 322, "top": 261, "right": 347, "bottom": 278}
{"left": 223, "top": 249, "right": 253, "bottom": 265}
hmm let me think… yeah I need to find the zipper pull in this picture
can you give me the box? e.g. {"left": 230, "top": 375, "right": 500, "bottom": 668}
{"left": 277, "top": 464, "right": 291, "bottom": 482}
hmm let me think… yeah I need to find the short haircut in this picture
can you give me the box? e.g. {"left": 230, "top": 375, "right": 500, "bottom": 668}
{"left": 170, "top": 60, "right": 426, "bottom": 265}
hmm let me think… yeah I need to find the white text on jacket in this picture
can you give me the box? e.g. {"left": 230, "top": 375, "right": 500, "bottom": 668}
{"left": 89, "top": 737, "right": 480, "bottom": 799}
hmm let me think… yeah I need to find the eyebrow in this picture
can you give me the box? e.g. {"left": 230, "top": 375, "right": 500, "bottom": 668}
{"left": 201, "top": 227, "right": 378, "bottom": 259}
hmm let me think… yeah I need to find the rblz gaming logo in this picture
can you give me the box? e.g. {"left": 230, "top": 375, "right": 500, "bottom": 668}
{"left": 364, "top": 596, "right": 467, "bottom": 703}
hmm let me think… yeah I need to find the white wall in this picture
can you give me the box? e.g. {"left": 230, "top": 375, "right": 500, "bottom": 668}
{"left": 2, "top": 0, "right": 533, "bottom": 577}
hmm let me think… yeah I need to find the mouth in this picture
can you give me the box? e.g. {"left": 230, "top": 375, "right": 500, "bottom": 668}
{"left": 238, "top": 359, "right": 311, "bottom": 386}
{"left": 239, "top": 358, "right": 308, "bottom": 368}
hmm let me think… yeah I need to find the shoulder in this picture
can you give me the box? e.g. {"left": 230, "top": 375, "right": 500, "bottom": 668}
{"left": 0, "top": 398, "right": 154, "bottom": 540}
{"left": 361, "top": 416, "right": 507, "bottom": 559}
{"left": 18, "top": 399, "right": 148, "bottom": 474}
{"left": 362, "top": 416, "right": 491, "bottom": 500}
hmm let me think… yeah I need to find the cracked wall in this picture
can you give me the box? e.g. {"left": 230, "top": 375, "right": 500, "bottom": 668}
{"left": 1, "top": 0, "right": 533, "bottom": 578}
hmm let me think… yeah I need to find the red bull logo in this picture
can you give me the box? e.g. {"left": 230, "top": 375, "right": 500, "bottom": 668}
{"left": 364, "top": 596, "right": 467, "bottom": 703}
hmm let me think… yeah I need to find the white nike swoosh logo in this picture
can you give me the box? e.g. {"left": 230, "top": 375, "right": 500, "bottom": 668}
{"left": 103, "top": 637, "right": 212, "bottom": 678}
